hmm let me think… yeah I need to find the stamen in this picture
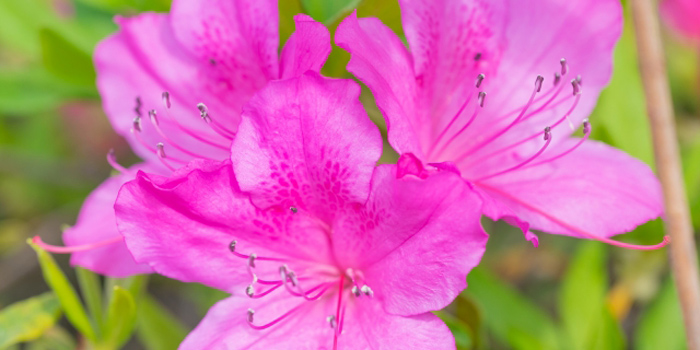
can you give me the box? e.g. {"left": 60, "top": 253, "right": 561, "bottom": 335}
{"left": 571, "top": 79, "right": 581, "bottom": 96}
{"left": 351, "top": 285, "right": 361, "bottom": 297}
{"left": 228, "top": 240, "right": 288, "bottom": 262}
{"left": 197, "top": 103, "right": 236, "bottom": 139}
{"left": 160, "top": 93, "right": 230, "bottom": 149}
{"left": 246, "top": 284, "right": 255, "bottom": 298}
{"left": 156, "top": 143, "right": 177, "bottom": 172}
{"left": 554, "top": 72, "right": 561, "bottom": 86}
{"left": 248, "top": 254, "right": 257, "bottom": 268}
{"left": 327, "top": 315, "right": 337, "bottom": 329}
{"left": 474, "top": 126, "right": 553, "bottom": 181}
{"left": 560, "top": 58, "right": 568, "bottom": 75}
{"left": 134, "top": 97, "right": 142, "bottom": 117}
{"left": 31, "top": 235, "right": 123, "bottom": 254}
{"left": 535, "top": 75, "right": 544, "bottom": 93}
{"left": 478, "top": 91, "right": 486, "bottom": 107}
{"left": 162, "top": 92, "right": 171, "bottom": 109}
{"left": 247, "top": 303, "right": 307, "bottom": 330}
{"left": 526, "top": 119, "right": 590, "bottom": 168}
{"left": 149, "top": 109, "right": 214, "bottom": 160}
{"left": 290, "top": 206, "right": 298, "bottom": 214}
{"left": 132, "top": 117, "right": 142, "bottom": 132}
{"left": 360, "top": 285, "right": 374, "bottom": 297}
{"left": 475, "top": 73, "right": 485, "bottom": 88}
{"left": 106, "top": 149, "right": 131, "bottom": 175}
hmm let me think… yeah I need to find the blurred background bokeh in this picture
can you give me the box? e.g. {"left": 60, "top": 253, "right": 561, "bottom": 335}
{"left": 0, "top": 0, "right": 698, "bottom": 349}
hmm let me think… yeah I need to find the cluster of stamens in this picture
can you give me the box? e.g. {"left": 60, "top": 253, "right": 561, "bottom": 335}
{"left": 228, "top": 207, "right": 373, "bottom": 347}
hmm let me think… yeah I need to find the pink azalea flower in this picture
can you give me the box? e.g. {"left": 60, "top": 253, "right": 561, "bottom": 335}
{"left": 661, "top": 0, "right": 700, "bottom": 40}
{"left": 34, "top": 0, "right": 332, "bottom": 276}
{"left": 335, "top": 0, "right": 668, "bottom": 249}
{"left": 114, "top": 73, "right": 488, "bottom": 349}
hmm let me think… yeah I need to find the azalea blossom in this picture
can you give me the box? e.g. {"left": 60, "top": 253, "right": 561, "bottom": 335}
{"left": 34, "top": 0, "right": 332, "bottom": 276}
{"left": 661, "top": 0, "right": 700, "bottom": 40}
{"left": 336, "top": 0, "right": 668, "bottom": 248}
{"left": 114, "top": 73, "right": 488, "bottom": 349}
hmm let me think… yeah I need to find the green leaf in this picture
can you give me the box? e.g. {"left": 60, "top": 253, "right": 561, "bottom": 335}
{"left": 75, "top": 0, "right": 171, "bottom": 12}
{"left": 29, "top": 240, "right": 96, "bottom": 341}
{"left": 0, "top": 293, "right": 61, "bottom": 348}
{"left": 26, "top": 327, "right": 77, "bottom": 350}
{"left": 136, "top": 295, "right": 189, "bottom": 350}
{"left": 559, "top": 242, "right": 625, "bottom": 350}
{"left": 435, "top": 311, "right": 473, "bottom": 350}
{"left": 39, "top": 28, "right": 96, "bottom": 88}
{"left": 466, "top": 267, "right": 560, "bottom": 350}
{"left": 683, "top": 138, "right": 700, "bottom": 229}
{"left": 589, "top": 11, "right": 654, "bottom": 166}
{"left": 300, "top": 0, "right": 360, "bottom": 24}
{"left": 102, "top": 286, "right": 137, "bottom": 349}
{"left": 634, "top": 278, "right": 687, "bottom": 350}
{"left": 76, "top": 267, "right": 104, "bottom": 336}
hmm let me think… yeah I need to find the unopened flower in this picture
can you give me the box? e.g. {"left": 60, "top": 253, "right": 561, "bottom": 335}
{"left": 661, "top": 0, "right": 700, "bottom": 40}
{"left": 115, "top": 73, "right": 488, "bottom": 349}
{"left": 33, "top": 0, "right": 332, "bottom": 276}
{"left": 336, "top": 0, "right": 667, "bottom": 249}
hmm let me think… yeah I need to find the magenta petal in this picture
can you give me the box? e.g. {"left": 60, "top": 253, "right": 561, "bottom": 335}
{"left": 344, "top": 300, "right": 456, "bottom": 350}
{"left": 333, "top": 165, "right": 487, "bottom": 315}
{"left": 231, "top": 72, "right": 382, "bottom": 221}
{"left": 63, "top": 166, "right": 154, "bottom": 277}
{"left": 115, "top": 159, "right": 334, "bottom": 291}
{"left": 475, "top": 139, "right": 663, "bottom": 240}
{"left": 279, "top": 14, "right": 331, "bottom": 79}
{"left": 661, "top": 0, "right": 700, "bottom": 39}
{"left": 180, "top": 294, "right": 335, "bottom": 349}
{"left": 170, "top": 0, "right": 279, "bottom": 80}
{"left": 94, "top": 14, "right": 233, "bottom": 164}
{"left": 335, "top": 12, "right": 424, "bottom": 158}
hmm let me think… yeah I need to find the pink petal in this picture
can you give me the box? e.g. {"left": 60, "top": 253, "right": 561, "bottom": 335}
{"left": 335, "top": 12, "right": 424, "bottom": 157}
{"left": 230, "top": 72, "right": 382, "bottom": 223}
{"left": 63, "top": 165, "right": 155, "bottom": 277}
{"left": 342, "top": 299, "right": 456, "bottom": 350}
{"left": 115, "top": 160, "right": 333, "bottom": 292}
{"left": 474, "top": 139, "right": 663, "bottom": 240}
{"left": 460, "top": 0, "right": 622, "bottom": 159}
{"left": 661, "top": 0, "right": 700, "bottom": 39}
{"left": 94, "top": 13, "right": 234, "bottom": 164}
{"left": 333, "top": 165, "right": 488, "bottom": 315}
{"left": 170, "top": 0, "right": 279, "bottom": 80}
{"left": 279, "top": 14, "right": 331, "bottom": 79}
{"left": 180, "top": 294, "right": 335, "bottom": 349}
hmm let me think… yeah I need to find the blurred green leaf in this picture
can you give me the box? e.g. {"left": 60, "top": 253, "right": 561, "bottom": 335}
{"left": 102, "top": 286, "right": 137, "bottom": 349}
{"left": 26, "top": 327, "right": 76, "bottom": 350}
{"left": 0, "top": 293, "right": 61, "bottom": 348}
{"left": 76, "top": 267, "right": 104, "bottom": 336}
{"left": 589, "top": 13, "right": 654, "bottom": 166}
{"left": 75, "top": 0, "right": 171, "bottom": 13}
{"left": 683, "top": 138, "right": 700, "bottom": 228}
{"left": 435, "top": 310, "right": 473, "bottom": 350}
{"left": 301, "top": 0, "right": 360, "bottom": 24}
{"left": 29, "top": 240, "right": 96, "bottom": 341}
{"left": 635, "top": 278, "right": 687, "bottom": 350}
{"left": 40, "top": 28, "right": 96, "bottom": 88}
{"left": 559, "top": 242, "right": 624, "bottom": 350}
{"left": 466, "top": 267, "right": 560, "bottom": 350}
{"left": 136, "top": 294, "right": 189, "bottom": 350}
{"left": 279, "top": 0, "right": 304, "bottom": 44}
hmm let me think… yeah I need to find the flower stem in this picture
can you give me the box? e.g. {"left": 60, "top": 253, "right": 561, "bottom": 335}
{"left": 631, "top": 0, "right": 700, "bottom": 348}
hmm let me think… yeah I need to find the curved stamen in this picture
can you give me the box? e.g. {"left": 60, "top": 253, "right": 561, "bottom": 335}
{"left": 31, "top": 236, "right": 123, "bottom": 253}
{"left": 475, "top": 127, "right": 553, "bottom": 181}
{"left": 148, "top": 110, "right": 214, "bottom": 160}
{"left": 333, "top": 274, "right": 346, "bottom": 350}
{"left": 247, "top": 303, "right": 307, "bottom": 330}
{"left": 197, "top": 103, "right": 236, "bottom": 140}
{"left": 525, "top": 120, "right": 591, "bottom": 169}
{"left": 160, "top": 93, "right": 229, "bottom": 151}
{"left": 106, "top": 149, "right": 133, "bottom": 175}
{"left": 454, "top": 76, "right": 542, "bottom": 164}
{"left": 428, "top": 90, "right": 478, "bottom": 158}
{"left": 156, "top": 143, "right": 177, "bottom": 171}
{"left": 430, "top": 94, "right": 485, "bottom": 159}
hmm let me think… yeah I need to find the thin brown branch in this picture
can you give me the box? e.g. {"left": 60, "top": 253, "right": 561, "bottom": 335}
{"left": 631, "top": 0, "right": 700, "bottom": 348}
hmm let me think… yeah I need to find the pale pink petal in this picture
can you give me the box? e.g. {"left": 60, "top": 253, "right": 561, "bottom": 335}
{"left": 474, "top": 139, "right": 663, "bottom": 240}
{"left": 279, "top": 14, "right": 331, "bottom": 79}
{"left": 63, "top": 165, "right": 156, "bottom": 277}
{"left": 335, "top": 12, "right": 423, "bottom": 157}
{"left": 170, "top": 0, "right": 279, "bottom": 80}
{"left": 230, "top": 73, "right": 382, "bottom": 223}
{"left": 95, "top": 14, "right": 235, "bottom": 164}
{"left": 333, "top": 164, "right": 488, "bottom": 315}
{"left": 115, "top": 160, "right": 333, "bottom": 292}
{"left": 661, "top": 0, "right": 700, "bottom": 39}
{"left": 180, "top": 294, "right": 335, "bottom": 350}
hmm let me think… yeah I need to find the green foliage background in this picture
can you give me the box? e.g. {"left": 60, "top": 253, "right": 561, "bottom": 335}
{"left": 0, "top": 0, "right": 698, "bottom": 349}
